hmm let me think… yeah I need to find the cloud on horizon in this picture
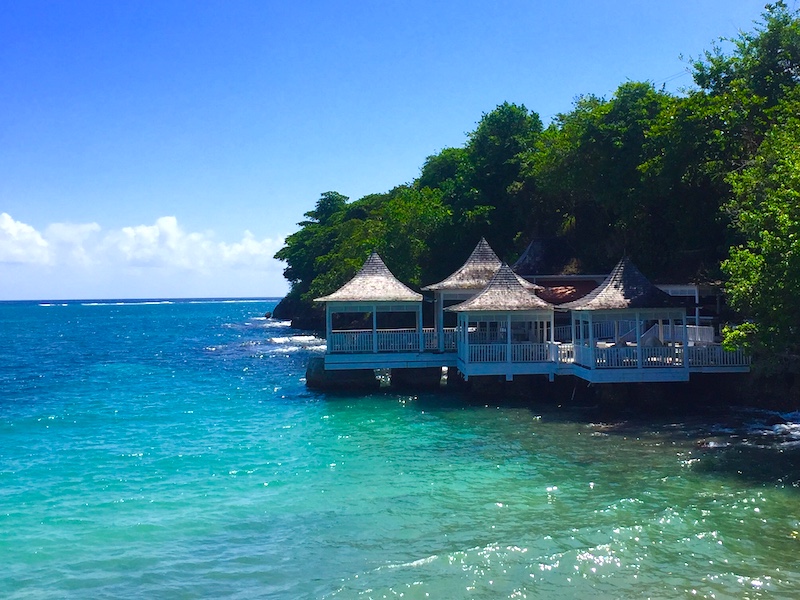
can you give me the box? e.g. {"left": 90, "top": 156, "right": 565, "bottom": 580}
{"left": 1, "top": 213, "right": 288, "bottom": 299}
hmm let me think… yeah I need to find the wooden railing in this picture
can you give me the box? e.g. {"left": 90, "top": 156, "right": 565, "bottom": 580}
{"left": 327, "top": 329, "right": 749, "bottom": 370}
{"left": 377, "top": 329, "right": 421, "bottom": 352}
{"left": 687, "top": 346, "right": 750, "bottom": 367}
{"left": 576, "top": 345, "right": 685, "bottom": 368}
{"left": 595, "top": 346, "right": 638, "bottom": 368}
{"left": 469, "top": 344, "right": 507, "bottom": 363}
{"left": 558, "top": 343, "right": 575, "bottom": 363}
{"left": 511, "top": 343, "right": 552, "bottom": 363}
{"left": 465, "top": 342, "right": 555, "bottom": 364}
{"left": 329, "top": 330, "right": 373, "bottom": 353}
{"left": 642, "top": 346, "right": 683, "bottom": 367}
{"left": 329, "top": 327, "right": 458, "bottom": 354}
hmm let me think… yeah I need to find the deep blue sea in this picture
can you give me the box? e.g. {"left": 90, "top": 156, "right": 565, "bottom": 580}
{"left": 2, "top": 299, "right": 800, "bottom": 599}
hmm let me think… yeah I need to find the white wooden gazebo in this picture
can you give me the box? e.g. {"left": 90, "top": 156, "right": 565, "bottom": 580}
{"left": 559, "top": 257, "right": 691, "bottom": 383}
{"left": 448, "top": 263, "right": 556, "bottom": 381}
{"left": 315, "top": 252, "right": 448, "bottom": 370}
{"left": 422, "top": 238, "right": 540, "bottom": 352}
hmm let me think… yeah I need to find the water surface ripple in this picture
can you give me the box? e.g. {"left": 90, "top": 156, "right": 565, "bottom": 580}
{"left": 1, "top": 300, "right": 799, "bottom": 599}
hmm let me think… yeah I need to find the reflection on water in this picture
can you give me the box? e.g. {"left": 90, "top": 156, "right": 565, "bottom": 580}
{"left": 1, "top": 300, "right": 799, "bottom": 599}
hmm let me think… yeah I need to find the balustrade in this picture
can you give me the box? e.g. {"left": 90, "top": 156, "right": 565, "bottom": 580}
{"left": 687, "top": 346, "right": 750, "bottom": 367}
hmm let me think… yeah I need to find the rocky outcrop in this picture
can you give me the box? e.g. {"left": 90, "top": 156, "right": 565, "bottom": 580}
{"left": 273, "top": 295, "right": 324, "bottom": 331}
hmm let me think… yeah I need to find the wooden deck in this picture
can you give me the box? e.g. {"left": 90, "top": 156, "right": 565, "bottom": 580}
{"left": 320, "top": 328, "right": 750, "bottom": 382}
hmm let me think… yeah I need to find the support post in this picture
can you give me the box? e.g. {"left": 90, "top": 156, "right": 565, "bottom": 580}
{"left": 418, "top": 304, "right": 424, "bottom": 353}
{"left": 326, "top": 306, "right": 333, "bottom": 352}
{"left": 435, "top": 293, "right": 444, "bottom": 352}
{"left": 636, "top": 312, "right": 642, "bottom": 369}
{"left": 372, "top": 305, "right": 377, "bottom": 353}
{"left": 506, "top": 314, "right": 512, "bottom": 367}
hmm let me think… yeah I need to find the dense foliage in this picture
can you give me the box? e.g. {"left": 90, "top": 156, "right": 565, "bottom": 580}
{"left": 275, "top": 3, "right": 800, "bottom": 373}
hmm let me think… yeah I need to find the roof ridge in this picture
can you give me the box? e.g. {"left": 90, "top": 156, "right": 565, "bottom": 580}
{"left": 560, "top": 256, "right": 680, "bottom": 310}
{"left": 314, "top": 251, "right": 422, "bottom": 303}
{"left": 448, "top": 263, "right": 552, "bottom": 312}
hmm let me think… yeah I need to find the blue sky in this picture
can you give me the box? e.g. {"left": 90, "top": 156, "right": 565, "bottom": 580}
{"left": 0, "top": 0, "right": 775, "bottom": 300}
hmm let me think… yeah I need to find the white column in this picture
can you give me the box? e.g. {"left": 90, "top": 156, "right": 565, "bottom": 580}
{"left": 418, "top": 304, "right": 424, "bottom": 352}
{"left": 506, "top": 314, "right": 512, "bottom": 366}
{"left": 372, "top": 305, "right": 377, "bottom": 353}
{"left": 435, "top": 293, "right": 444, "bottom": 352}
{"left": 681, "top": 310, "right": 689, "bottom": 368}
{"left": 636, "top": 312, "right": 642, "bottom": 369}
{"left": 326, "top": 305, "right": 332, "bottom": 352}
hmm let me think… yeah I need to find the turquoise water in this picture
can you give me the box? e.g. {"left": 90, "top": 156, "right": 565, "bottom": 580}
{"left": 1, "top": 299, "right": 799, "bottom": 599}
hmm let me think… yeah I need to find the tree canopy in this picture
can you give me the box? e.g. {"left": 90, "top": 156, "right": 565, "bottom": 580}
{"left": 274, "top": 3, "right": 800, "bottom": 374}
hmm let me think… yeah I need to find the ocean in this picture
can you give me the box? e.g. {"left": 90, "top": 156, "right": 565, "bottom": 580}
{"left": 1, "top": 298, "right": 799, "bottom": 599}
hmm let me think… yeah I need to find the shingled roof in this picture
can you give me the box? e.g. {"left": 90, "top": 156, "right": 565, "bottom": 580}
{"left": 448, "top": 264, "right": 552, "bottom": 312}
{"left": 314, "top": 252, "right": 422, "bottom": 303}
{"left": 422, "top": 238, "right": 540, "bottom": 292}
{"left": 512, "top": 237, "right": 573, "bottom": 276}
{"left": 559, "top": 256, "right": 681, "bottom": 311}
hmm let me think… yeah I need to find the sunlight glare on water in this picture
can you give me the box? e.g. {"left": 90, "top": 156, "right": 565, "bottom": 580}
{"left": 1, "top": 299, "right": 799, "bottom": 599}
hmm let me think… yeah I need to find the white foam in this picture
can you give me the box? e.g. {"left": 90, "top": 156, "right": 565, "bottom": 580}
{"left": 269, "top": 335, "right": 320, "bottom": 344}
{"left": 81, "top": 300, "right": 174, "bottom": 306}
{"left": 263, "top": 320, "right": 292, "bottom": 328}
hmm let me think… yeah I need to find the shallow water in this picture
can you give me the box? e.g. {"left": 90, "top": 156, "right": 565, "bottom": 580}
{"left": 1, "top": 299, "right": 799, "bottom": 598}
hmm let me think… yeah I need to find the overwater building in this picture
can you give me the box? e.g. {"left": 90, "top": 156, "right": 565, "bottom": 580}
{"left": 311, "top": 240, "right": 749, "bottom": 387}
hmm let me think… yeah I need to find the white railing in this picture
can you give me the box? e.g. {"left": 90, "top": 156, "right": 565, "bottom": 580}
{"left": 687, "top": 346, "right": 750, "bottom": 367}
{"left": 329, "top": 327, "right": 459, "bottom": 354}
{"left": 376, "top": 329, "right": 421, "bottom": 352}
{"left": 595, "top": 346, "right": 638, "bottom": 368}
{"left": 327, "top": 329, "right": 749, "bottom": 371}
{"left": 329, "top": 330, "right": 373, "bottom": 353}
{"left": 558, "top": 343, "right": 575, "bottom": 363}
{"left": 511, "top": 343, "right": 552, "bottom": 363}
{"left": 469, "top": 344, "right": 507, "bottom": 363}
{"left": 422, "top": 328, "right": 457, "bottom": 351}
{"left": 573, "top": 344, "right": 594, "bottom": 367}
{"left": 464, "top": 342, "right": 556, "bottom": 363}
{"left": 642, "top": 346, "right": 683, "bottom": 367}
{"left": 444, "top": 328, "right": 457, "bottom": 351}
{"left": 423, "top": 329, "right": 437, "bottom": 350}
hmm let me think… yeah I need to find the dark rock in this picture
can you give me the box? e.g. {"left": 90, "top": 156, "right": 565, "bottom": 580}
{"left": 305, "top": 357, "right": 379, "bottom": 391}
{"left": 391, "top": 367, "right": 443, "bottom": 390}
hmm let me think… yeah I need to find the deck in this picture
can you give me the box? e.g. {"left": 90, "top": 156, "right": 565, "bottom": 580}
{"left": 320, "top": 327, "right": 750, "bottom": 383}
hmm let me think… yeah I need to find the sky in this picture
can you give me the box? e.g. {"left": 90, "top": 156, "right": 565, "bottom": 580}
{"left": 0, "top": 0, "right": 781, "bottom": 300}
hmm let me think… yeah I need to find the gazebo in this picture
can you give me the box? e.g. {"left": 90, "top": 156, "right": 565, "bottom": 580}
{"left": 448, "top": 263, "right": 555, "bottom": 380}
{"left": 315, "top": 252, "right": 430, "bottom": 367}
{"left": 422, "top": 238, "right": 539, "bottom": 352}
{"left": 559, "top": 257, "right": 690, "bottom": 382}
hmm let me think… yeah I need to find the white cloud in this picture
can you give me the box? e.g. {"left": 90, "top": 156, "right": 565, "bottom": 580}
{"left": 0, "top": 212, "right": 50, "bottom": 265}
{"left": 101, "top": 216, "right": 283, "bottom": 271}
{"left": 0, "top": 213, "right": 289, "bottom": 299}
{"left": 219, "top": 230, "right": 284, "bottom": 269}
{"left": 45, "top": 221, "right": 101, "bottom": 266}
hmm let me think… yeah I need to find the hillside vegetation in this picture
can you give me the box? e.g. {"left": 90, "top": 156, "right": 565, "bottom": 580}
{"left": 275, "top": 3, "right": 800, "bottom": 375}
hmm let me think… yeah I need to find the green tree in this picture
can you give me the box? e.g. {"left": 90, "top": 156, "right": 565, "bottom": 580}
{"left": 722, "top": 96, "right": 800, "bottom": 371}
{"left": 274, "top": 191, "right": 348, "bottom": 300}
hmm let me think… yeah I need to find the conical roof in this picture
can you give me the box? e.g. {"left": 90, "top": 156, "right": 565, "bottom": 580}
{"left": 512, "top": 237, "right": 572, "bottom": 276}
{"left": 314, "top": 252, "right": 422, "bottom": 303}
{"left": 422, "top": 238, "right": 540, "bottom": 292}
{"left": 559, "top": 256, "right": 680, "bottom": 310}
{"left": 448, "top": 264, "right": 552, "bottom": 312}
